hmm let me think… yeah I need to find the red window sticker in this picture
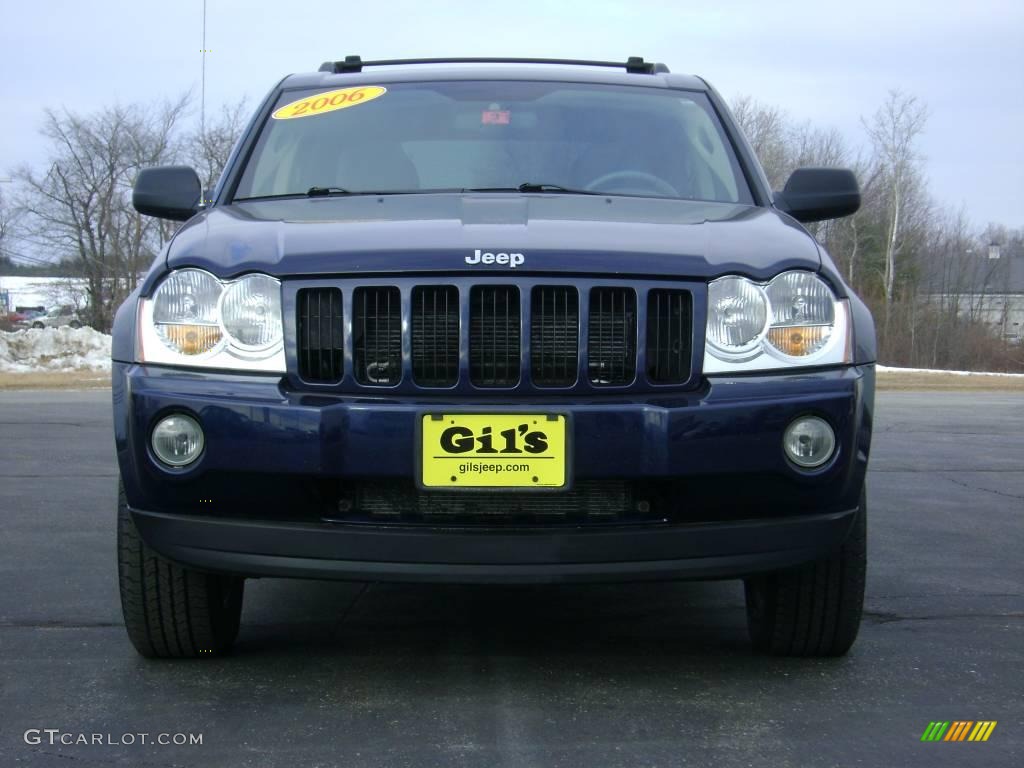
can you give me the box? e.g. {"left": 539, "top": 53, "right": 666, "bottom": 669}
{"left": 481, "top": 110, "right": 510, "bottom": 125}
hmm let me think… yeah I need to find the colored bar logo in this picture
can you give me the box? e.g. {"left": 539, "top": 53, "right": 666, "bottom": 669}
{"left": 921, "top": 721, "right": 997, "bottom": 742}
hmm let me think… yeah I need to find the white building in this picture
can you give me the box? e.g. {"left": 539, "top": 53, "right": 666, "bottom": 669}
{"left": 0, "top": 276, "right": 87, "bottom": 312}
{"left": 924, "top": 243, "right": 1024, "bottom": 344}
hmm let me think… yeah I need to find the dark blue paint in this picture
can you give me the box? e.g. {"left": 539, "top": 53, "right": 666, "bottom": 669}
{"left": 115, "top": 362, "right": 872, "bottom": 521}
{"left": 163, "top": 197, "right": 822, "bottom": 282}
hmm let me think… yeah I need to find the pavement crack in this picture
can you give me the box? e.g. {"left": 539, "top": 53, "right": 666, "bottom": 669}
{"left": 0, "top": 473, "right": 118, "bottom": 478}
{"left": 330, "top": 583, "right": 370, "bottom": 637}
{"left": 870, "top": 468, "right": 1022, "bottom": 473}
{"left": 864, "top": 610, "right": 1024, "bottom": 624}
{"left": 943, "top": 475, "right": 1024, "bottom": 501}
{"left": 25, "top": 747, "right": 183, "bottom": 767}
{"left": 0, "top": 620, "right": 122, "bottom": 629}
{"left": 878, "top": 429, "right": 1018, "bottom": 436}
{"left": 871, "top": 593, "right": 1023, "bottom": 598}
{"left": 0, "top": 421, "right": 91, "bottom": 427}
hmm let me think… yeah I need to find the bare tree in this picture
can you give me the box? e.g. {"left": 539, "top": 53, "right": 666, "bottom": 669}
{"left": 726, "top": 88, "right": 1019, "bottom": 371}
{"left": 188, "top": 98, "right": 249, "bottom": 194}
{"left": 863, "top": 91, "right": 928, "bottom": 309}
{"left": 0, "top": 188, "right": 18, "bottom": 265}
{"left": 731, "top": 96, "right": 792, "bottom": 188}
{"left": 13, "top": 97, "right": 189, "bottom": 330}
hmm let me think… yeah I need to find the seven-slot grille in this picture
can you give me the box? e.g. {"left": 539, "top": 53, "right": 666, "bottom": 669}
{"left": 353, "top": 287, "right": 401, "bottom": 385}
{"left": 297, "top": 287, "right": 344, "bottom": 382}
{"left": 295, "top": 282, "right": 692, "bottom": 389}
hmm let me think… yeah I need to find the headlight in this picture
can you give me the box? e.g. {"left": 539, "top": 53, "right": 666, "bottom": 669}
{"left": 139, "top": 269, "right": 285, "bottom": 372}
{"left": 220, "top": 274, "right": 283, "bottom": 352}
{"left": 765, "top": 271, "right": 835, "bottom": 357}
{"left": 704, "top": 271, "right": 852, "bottom": 373}
{"left": 151, "top": 269, "right": 223, "bottom": 356}
{"left": 707, "top": 276, "right": 769, "bottom": 357}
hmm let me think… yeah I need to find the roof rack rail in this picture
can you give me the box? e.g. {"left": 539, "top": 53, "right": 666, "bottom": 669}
{"left": 317, "top": 56, "right": 669, "bottom": 75}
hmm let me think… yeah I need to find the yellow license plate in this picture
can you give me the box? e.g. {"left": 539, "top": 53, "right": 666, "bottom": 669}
{"left": 421, "top": 414, "right": 567, "bottom": 488}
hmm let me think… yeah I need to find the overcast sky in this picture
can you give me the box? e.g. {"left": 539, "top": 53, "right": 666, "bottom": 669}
{"left": 1, "top": 0, "right": 1021, "bottom": 228}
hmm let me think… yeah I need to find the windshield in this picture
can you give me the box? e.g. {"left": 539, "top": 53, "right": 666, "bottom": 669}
{"left": 234, "top": 80, "right": 752, "bottom": 204}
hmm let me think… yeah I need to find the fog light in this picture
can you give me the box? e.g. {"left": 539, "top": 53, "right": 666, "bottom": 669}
{"left": 151, "top": 414, "right": 204, "bottom": 467}
{"left": 783, "top": 416, "right": 835, "bottom": 468}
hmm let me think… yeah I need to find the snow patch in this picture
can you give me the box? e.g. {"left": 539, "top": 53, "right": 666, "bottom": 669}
{"left": 877, "top": 365, "right": 1024, "bottom": 378}
{"left": 0, "top": 327, "right": 112, "bottom": 373}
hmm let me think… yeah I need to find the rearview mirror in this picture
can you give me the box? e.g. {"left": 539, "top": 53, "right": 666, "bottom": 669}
{"left": 133, "top": 166, "right": 202, "bottom": 221}
{"left": 774, "top": 167, "right": 860, "bottom": 223}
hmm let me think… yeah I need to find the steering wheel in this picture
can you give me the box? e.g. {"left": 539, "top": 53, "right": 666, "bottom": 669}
{"left": 585, "top": 170, "right": 679, "bottom": 197}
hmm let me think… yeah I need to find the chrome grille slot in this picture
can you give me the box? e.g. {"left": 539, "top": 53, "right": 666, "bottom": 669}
{"left": 531, "top": 286, "right": 579, "bottom": 387}
{"left": 353, "top": 286, "right": 401, "bottom": 385}
{"left": 297, "top": 287, "right": 343, "bottom": 383}
{"left": 411, "top": 285, "right": 459, "bottom": 387}
{"left": 646, "top": 289, "right": 692, "bottom": 384}
{"left": 588, "top": 287, "right": 637, "bottom": 385}
{"left": 470, "top": 285, "right": 520, "bottom": 387}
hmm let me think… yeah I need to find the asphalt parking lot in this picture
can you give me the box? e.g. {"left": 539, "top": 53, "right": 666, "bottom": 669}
{"left": 0, "top": 389, "right": 1021, "bottom": 767}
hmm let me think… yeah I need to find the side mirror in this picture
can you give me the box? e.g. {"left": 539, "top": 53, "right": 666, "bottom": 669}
{"left": 775, "top": 167, "right": 860, "bottom": 223}
{"left": 133, "top": 166, "right": 202, "bottom": 221}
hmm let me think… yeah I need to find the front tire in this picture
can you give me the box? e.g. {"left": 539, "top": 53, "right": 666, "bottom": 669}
{"left": 117, "top": 480, "right": 244, "bottom": 658}
{"left": 744, "top": 488, "right": 867, "bottom": 657}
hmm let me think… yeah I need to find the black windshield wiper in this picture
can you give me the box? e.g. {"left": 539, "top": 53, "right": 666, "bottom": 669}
{"left": 236, "top": 187, "right": 471, "bottom": 202}
{"left": 306, "top": 186, "right": 351, "bottom": 197}
{"left": 462, "top": 183, "right": 600, "bottom": 195}
{"left": 517, "top": 182, "right": 600, "bottom": 195}
{"left": 308, "top": 187, "right": 466, "bottom": 197}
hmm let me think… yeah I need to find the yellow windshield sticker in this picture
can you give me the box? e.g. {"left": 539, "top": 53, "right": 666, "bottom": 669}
{"left": 272, "top": 86, "right": 387, "bottom": 119}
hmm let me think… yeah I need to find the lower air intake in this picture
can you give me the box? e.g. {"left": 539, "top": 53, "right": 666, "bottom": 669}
{"left": 346, "top": 480, "right": 639, "bottom": 523}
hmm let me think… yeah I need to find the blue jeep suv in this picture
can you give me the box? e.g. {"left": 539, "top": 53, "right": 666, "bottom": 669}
{"left": 115, "top": 56, "right": 875, "bottom": 658}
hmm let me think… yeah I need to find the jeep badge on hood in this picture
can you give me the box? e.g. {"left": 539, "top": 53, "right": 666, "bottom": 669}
{"left": 465, "top": 249, "right": 525, "bottom": 268}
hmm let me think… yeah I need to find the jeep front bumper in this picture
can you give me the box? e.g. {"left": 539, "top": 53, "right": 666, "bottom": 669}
{"left": 113, "top": 363, "right": 873, "bottom": 583}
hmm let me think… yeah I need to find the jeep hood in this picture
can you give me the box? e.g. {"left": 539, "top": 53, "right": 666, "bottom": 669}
{"left": 165, "top": 194, "right": 820, "bottom": 281}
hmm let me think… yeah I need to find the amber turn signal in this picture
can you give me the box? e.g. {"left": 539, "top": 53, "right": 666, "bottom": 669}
{"left": 158, "top": 324, "right": 222, "bottom": 355}
{"left": 766, "top": 325, "right": 831, "bottom": 357}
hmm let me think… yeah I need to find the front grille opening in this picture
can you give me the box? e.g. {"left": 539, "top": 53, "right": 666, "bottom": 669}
{"left": 531, "top": 286, "right": 579, "bottom": 387}
{"left": 588, "top": 287, "right": 637, "bottom": 385}
{"left": 470, "top": 285, "right": 520, "bottom": 387}
{"left": 646, "top": 289, "right": 693, "bottom": 384}
{"left": 353, "top": 286, "right": 402, "bottom": 385}
{"left": 412, "top": 285, "right": 459, "bottom": 387}
{"left": 297, "top": 287, "right": 344, "bottom": 383}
